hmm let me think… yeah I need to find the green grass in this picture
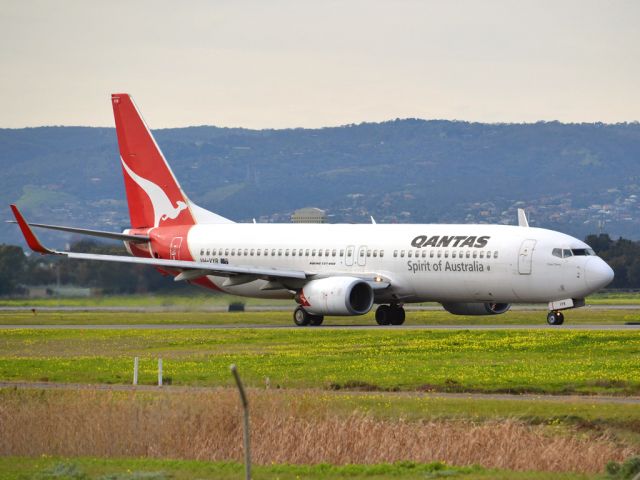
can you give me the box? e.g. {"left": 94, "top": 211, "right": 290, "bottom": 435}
{"left": 1, "top": 307, "right": 640, "bottom": 325}
{"left": 0, "top": 456, "right": 596, "bottom": 479}
{"left": 1, "top": 329, "right": 639, "bottom": 395}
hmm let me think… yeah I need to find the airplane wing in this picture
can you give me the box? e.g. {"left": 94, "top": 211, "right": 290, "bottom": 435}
{"left": 10, "top": 205, "right": 307, "bottom": 283}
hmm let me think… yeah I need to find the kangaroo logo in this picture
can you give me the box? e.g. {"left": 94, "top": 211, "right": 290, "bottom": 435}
{"left": 121, "top": 159, "right": 188, "bottom": 227}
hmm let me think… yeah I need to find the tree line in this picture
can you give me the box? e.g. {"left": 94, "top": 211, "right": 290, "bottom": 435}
{"left": 0, "top": 234, "right": 639, "bottom": 297}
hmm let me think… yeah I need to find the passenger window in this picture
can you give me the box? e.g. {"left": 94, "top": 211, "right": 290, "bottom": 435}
{"left": 494, "top": 251, "right": 498, "bottom": 259}
{"left": 244, "top": 249, "right": 248, "bottom": 256}
{"left": 430, "top": 251, "right": 434, "bottom": 258}
{"left": 486, "top": 251, "right": 491, "bottom": 259}
{"left": 445, "top": 251, "right": 449, "bottom": 258}
{"left": 332, "top": 249, "right": 336, "bottom": 257}
{"left": 298, "top": 249, "right": 303, "bottom": 256}
{"left": 359, "top": 250, "right": 364, "bottom": 257}
{"left": 312, "top": 249, "right": 317, "bottom": 256}
{"left": 319, "top": 250, "right": 323, "bottom": 257}
{"left": 325, "top": 249, "right": 330, "bottom": 256}
{"left": 373, "top": 250, "right": 378, "bottom": 257}
{"left": 250, "top": 249, "right": 255, "bottom": 256}
{"left": 285, "top": 249, "right": 290, "bottom": 256}
{"left": 200, "top": 249, "right": 205, "bottom": 256}
{"left": 292, "top": 250, "right": 296, "bottom": 256}
{"left": 479, "top": 251, "right": 484, "bottom": 259}
{"left": 452, "top": 252, "right": 457, "bottom": 258}
{"left": 340, "top": 249, "right": 344, "bottom": 257}
{"left": 459, "top": 251, "right": 463, "bottom": 258}
{"left": 257, "top": 249, "right": 261, "bottom": 256}
{"left": 466, "top": 251, "right": 470, "bottom": 259}
{"left": 401, "top": 250, "right": 405, "bottom": 258}
{"left": 305, "top": 249, "right": 310, "bottom": 256}
{"left": 212, "top": 249, "right": 217, "bottom": 256}
{"left": 552, "top": 248, "right": 562, "bottom": 258}
{"left": 278, "top": 249, "right": 282, "bottom": 256}
{"left": 231, "top": 249, "right": 236, "bottom": 256}
{"left": 393, "top": 250, "right": 398, "bottom": 258}
{"left": 422, "top": 250, "right": 427, "bottom": 258}
{"left": 472, "top": 251, "right": 477, "bottom": 258}
{"left": 205, "top": 249, "right": 210, "bottom": 256}
{"left": 367, "top": 249, "right": 371, "bottom": 257}
{"left": 408, "top": 251, "right": 413, "bottom": 258}
{"left": 271, "top": 249, "right": 276, "bottom": 256}
{"left": 225, "top": 249, "right": 229, "bottom": 256}
{"left": 437, "top": 250, "right": 442, "bottom": 258}
{"left": 347, "top": 250, "right": 352, "bottom": 257}
{"left": 380, "top": 250, "right": 384, "bottom": 258}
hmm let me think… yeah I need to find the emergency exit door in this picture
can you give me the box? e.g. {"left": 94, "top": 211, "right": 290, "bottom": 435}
{"left": 518, "top": 239, "right": 536, "bottom": 275}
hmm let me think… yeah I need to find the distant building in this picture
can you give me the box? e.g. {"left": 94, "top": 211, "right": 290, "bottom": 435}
{"left": 291, "top": 207, "right": 327, "bottom": 224}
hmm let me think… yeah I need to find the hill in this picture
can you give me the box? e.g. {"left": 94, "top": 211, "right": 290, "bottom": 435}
{"left": 1, "top": 120, "right": 639, "bottom": 247}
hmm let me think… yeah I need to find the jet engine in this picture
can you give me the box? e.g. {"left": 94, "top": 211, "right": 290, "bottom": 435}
{"left": 441, "top": 302, "right": 511, "bottom": 315}
{"left": 298, "top": 277, "right": 374, "bottom": 316}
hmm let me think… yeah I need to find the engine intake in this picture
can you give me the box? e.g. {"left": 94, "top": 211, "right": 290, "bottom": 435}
{"left": 298, "top": 277, "right": 374, "bottom": 316}
{"left": 441, "top": 302, "right": 511, "bottom": 316}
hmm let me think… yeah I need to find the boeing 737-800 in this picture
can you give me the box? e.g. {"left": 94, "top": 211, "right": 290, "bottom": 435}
{"left": 10, "top": 94, "right": 614, "bottom": 326}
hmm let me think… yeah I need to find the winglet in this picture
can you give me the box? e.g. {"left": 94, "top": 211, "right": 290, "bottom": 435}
{"left": 517, "top": 208, "right": 529, "bottom": 228}
{"left": 9, "top": 205, "right": 56, "bottom": 254}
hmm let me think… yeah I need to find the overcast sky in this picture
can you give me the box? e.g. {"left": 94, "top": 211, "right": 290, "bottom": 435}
{"left": 1, "top": 0, "right": 639, "bottom": 128}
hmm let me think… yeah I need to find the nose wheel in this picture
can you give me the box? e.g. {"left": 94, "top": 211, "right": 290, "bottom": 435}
{"left": 547, "top": 311, "right": 565, "bottom": 326}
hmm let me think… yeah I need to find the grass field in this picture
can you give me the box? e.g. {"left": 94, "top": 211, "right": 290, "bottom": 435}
{"left": 0, "top": 456, "right": 598, "bottom": 480}
{"left": 1, "top": 388, "right": 636, "bottom": 476}
{"left": 2, "top": 307, "right": 640, "bottom": 325}
{"left": 1, "top": 328, "right": 639, "bottom": 395}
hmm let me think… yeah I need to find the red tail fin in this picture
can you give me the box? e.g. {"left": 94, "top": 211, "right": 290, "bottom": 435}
{"left": 112, "top": 93, "right": 195, "bottom": 229}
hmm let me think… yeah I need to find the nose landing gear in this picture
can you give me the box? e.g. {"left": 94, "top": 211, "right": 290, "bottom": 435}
{"left": 546, "top": 310, "right": 565, "bottom": 326}
{"left": 375, "top": 304, "right": 406, "bottom": 325}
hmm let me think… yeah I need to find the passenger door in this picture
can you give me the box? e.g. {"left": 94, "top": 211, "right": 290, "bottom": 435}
{"left": 357, "top": 245, "right": 367, "bottom": 267}
{"left": 345, "top": 245, "right": 355, "bottom": 266}
{"left": 518, "top": 239, "right": 536, "bottom": 275}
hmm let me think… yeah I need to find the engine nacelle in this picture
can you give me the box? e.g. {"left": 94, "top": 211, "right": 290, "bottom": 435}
{"left": 298, "top": 277, "right": 374, "bottom": 316}
{"left": 441, "top": 302, "right": 511, "bottom": 316}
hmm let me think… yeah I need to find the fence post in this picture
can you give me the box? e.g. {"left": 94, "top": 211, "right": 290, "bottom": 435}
{"left": 158, "top": 358, "right": 163, "bottom": 387}
{"left": 230, "top": 364, "right": 251, "bottom": 480}
{"left": 133, "top": 357, "right": 139, "bottom": 386}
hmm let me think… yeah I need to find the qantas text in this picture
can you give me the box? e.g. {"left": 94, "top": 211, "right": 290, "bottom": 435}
{"left": 410, "top": 235, "right": 490, "bottom": 249}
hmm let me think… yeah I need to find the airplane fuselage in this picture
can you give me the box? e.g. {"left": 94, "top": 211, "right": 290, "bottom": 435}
{"left": 129, "top": 222, "right": 613, "bottom": 305}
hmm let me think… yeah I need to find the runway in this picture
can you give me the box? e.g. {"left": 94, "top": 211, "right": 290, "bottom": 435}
{"left": 1, "top": 380, "right": 639, "bottom": 404}
{"left": 1, "top": 323, "right": 639, "bottom": 330}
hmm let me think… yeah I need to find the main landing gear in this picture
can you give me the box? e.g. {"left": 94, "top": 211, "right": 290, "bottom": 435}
{"left": 293, "top": 306, "right": 324, "bottom": 326}
{"left": 375, "top": 304, "right": 406, "bottom": 326}
{"left": 546, "top": 310, "right": 565, "bottom": 326}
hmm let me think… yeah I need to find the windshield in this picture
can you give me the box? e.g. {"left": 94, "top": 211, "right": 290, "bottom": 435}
{"left": 552, "top": 248, "right": 596, "bottom": 258}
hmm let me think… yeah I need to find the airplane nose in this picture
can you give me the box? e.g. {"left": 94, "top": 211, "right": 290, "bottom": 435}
{"left": 584, "top": 257, "right": 614, "bottom": 291}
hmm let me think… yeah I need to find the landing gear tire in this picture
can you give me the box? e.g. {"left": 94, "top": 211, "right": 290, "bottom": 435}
{"left": 375, "top": 305, "right": 406, "bottom": 326}
{"left": 294, "top": 306, "right": 311, "bottom": 326}
{"left": 375, "top": 305, "right": 391, "bottom": 325}
{"left": 389, "top": 305, "right": 406, "bottom": 325}
{"left": 547, "top": 311, "right": 565, "bottom": 326}
{"left": 293, "top": 306, "right": 323, "bottom": 327}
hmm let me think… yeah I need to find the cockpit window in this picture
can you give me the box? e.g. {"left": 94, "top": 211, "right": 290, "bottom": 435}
{"left": 552, "top": 248, "right": 562, "bottom": 258}
{"left": 571, "top": 248, "right": 596, "bottom": 256}
{"left": 563, "top": 249, "right": 573, "bottom": 258}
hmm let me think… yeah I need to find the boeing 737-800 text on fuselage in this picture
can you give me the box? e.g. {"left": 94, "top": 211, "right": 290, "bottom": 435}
{"left": 10, "top": 94, "right": 614, "bottom": 326}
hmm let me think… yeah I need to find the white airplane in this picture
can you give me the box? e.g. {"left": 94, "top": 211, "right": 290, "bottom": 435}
{"left": 10, "top": 93, "right": 614, "bottom": 326}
